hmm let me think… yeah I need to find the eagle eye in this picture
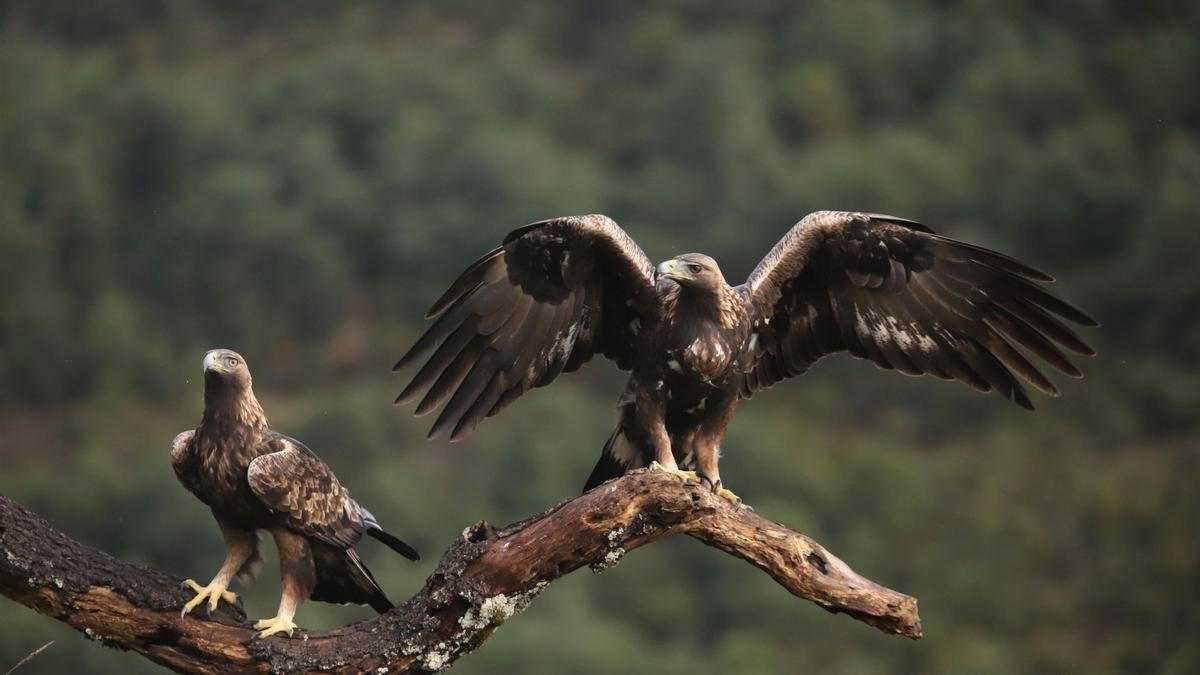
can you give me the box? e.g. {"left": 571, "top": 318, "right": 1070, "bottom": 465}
{"left": 226, "top": 357, "right": 239, "bottom": 367}
{"left": 687, "top": 263, "right": 703, "bottom": 274}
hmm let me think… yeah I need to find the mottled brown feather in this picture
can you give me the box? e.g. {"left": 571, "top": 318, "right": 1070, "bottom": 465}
{"left": 247, "top": 434, "right": 367, "bottom": 549}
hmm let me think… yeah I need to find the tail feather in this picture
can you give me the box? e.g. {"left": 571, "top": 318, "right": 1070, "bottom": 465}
{"left": 311, "top": 546, "right": 394, "bottom": 614}
{"left": 348, "top": 550, "right": 394, "bottom": 614}
{"left": 367, "top": 591, "right": 394, "bottom": 613}
{"left": 583, "top": 424, "right": 637, "bottom": 493}
{"left": 367, "top": 527, "right": 421, "bottom": 562}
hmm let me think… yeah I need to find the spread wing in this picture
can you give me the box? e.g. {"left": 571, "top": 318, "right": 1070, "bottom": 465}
{"left": 169, "top": 430, "right": 206, "bottom": 505}
{"left": 394, "top": 214, "right": 659, "bottom": 441}
{"left": 738, "top": 211, "right": 1098, "bottom": 408}
{"left": 246, "top": 434, "right": 367, "bottom": 548}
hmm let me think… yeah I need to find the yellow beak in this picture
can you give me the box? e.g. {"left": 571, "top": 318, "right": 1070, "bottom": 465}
{"left": 656, "top": 259, "right": 690, "bottom": 281}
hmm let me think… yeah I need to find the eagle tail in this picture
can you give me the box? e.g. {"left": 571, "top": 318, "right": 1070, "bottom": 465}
{"left": 367, "top": 592, "right": 394, "bottom": 613}
{"left": 367, "top": 527, "right": 421, "bottom": 562}
{"left": 311, "top": 546, "right": 394, "bottom": 614}
{"left": 349, "top": 551, "right": 395, "bottom": 614}
{"left": 583, "top": 424, "right": 635, "bottom": 493}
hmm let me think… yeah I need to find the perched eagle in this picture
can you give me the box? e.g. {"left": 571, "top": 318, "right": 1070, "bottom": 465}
{"left": 395, "top": 212, "right": 1096, "bottom": 504}
{"left": 172, "top": 349, "right": 419, "bottom": 637}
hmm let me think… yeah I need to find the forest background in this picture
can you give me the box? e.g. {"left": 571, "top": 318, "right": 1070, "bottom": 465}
{"left": 1, "top": 1, "right": 1196, "bottom": 673}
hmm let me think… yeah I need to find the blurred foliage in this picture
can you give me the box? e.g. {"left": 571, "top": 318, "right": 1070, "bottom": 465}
{"left": 0, "top": 1, "right": 1197, "bottom": 673}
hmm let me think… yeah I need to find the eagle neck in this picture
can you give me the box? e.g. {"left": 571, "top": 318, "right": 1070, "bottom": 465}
{"left": 671, "top": 282, "right": 740, "bottom": 330}
{"left": 200, "top": 386, "right": 270, "bottom": 442}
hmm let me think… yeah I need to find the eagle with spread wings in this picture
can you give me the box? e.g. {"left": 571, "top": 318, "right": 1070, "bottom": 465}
{"left": 395, "top": 212, "right": 1097, "bottom": 505}
{"left": 172, "top": 349, "right": 419, "bottom": 638}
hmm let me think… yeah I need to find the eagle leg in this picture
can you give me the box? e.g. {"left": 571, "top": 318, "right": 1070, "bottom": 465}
{"left": 648, "top": 460, "right": 699, "bottom": 484}
{"left": 179, "top": 524, "right": 254, "bottom": 618}
{"left": 253, "top": 529, "right": 312, "bottom": 639}
{"left": 179, "top": 578, "right": 239, "bottom": 617}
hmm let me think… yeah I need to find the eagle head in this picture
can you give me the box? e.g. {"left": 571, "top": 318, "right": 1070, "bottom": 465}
{"left": 203, "top": 348, "right": 252, "bottom": 390}
{"left": 656, "top": 253, "right": 726, "bottom": 291}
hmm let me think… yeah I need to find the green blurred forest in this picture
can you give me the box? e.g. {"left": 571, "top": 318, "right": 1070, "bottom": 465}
{"left": 0, "top": 1, "right": 1197, "bottom": 672}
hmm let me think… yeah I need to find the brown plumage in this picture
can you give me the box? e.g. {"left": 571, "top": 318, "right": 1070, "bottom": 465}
{"left": 172, "top": 349, "right": 418, "bottom": 638}
{"left": 395, "top": 212, "right": 1097, "bottom": 503}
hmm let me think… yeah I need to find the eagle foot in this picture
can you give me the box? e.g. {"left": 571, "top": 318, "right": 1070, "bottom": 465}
{"left": 253, "top": 615, "right": 299, "bottom": 638}
{"left": 648, "top": 460, "right": 699, "bottom": 485}
{"left": 180, "top": 579, "right": 239, "bottom": 618}
{"left": 696, "top": 473, "right": 751, "bottom": 510}
{"left": 716, "top": 486, "right": 751, "bottom": 511}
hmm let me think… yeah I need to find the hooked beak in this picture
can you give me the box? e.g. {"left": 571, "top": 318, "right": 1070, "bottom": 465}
{"left": 656, "top": 259, "right": 689, "bottom": 282}
{"left": 203, "top": 350, "right": 224, "bottom": 373}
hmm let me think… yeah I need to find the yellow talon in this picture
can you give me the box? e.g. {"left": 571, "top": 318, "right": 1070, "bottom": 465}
{"left": 180, "top": 579, "right": 238, "bottom": 618}
{"left": 648, "top": 460, "right": 699, "bottom": 484}
{"left": 254, "top": 616, "right": 298, "bottom": 638}
{"left": 715, "top": 486, "right": 751, "bottom": 510}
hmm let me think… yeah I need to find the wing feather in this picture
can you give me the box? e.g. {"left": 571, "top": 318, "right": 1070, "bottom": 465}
{"left": 425, "top": 248, "right": 506, "bottom": 319}
{"left": 414, "top": 332, "right": 489, "bottom": 416}
{"left": 396, "top": 215, "right": 658, "bottom": 440}
{"left": 395, "top": 315, "right": 481, "bottom": 406}
{"left": 983, "top": 303, "right": 1081, "bottom": 376}
{"left": 169, "top": 431, "right": 206, "bottom": 505}
{"left": 994, "top": 294, "right": 1095, "bottom": 355}
{"left": 452, "top": 371, "right": 506, "bottom": 441}
{"left": 247, "top": 435, "right": 367, "bottom": 549}
{"left": 738, "top": 211, "right": 1096, "bottom": 408}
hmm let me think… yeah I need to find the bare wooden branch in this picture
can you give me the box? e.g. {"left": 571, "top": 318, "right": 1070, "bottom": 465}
{"left": 0, "top": 470, "right": 921, "bottom": 673}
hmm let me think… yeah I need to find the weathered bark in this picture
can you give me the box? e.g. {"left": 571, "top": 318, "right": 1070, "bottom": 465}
{"left": 0, "top": 470, "right": 921, "bottom": 673}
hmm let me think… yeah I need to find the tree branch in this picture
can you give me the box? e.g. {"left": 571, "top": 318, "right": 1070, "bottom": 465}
{"left": 1, "top": 471, "right": 921, "bottom": 673}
